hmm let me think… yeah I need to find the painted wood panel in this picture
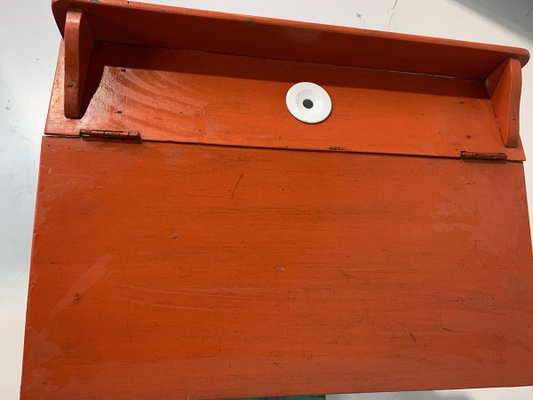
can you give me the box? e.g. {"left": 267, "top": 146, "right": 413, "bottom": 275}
{"left": 21, "top": 136, "right": 533, "bottom": 400}
{"left": 45, "top": 43, "right": 526, "bottom": 161}
{"left": 51, "top": 0, "right": 529, "bottom": 79}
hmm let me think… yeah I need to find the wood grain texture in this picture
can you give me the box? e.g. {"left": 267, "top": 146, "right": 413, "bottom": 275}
{"left": 51, "top": 0, "right": 529, "bottom": 80}
{"left": 64, "top": 10, "right": 93, "bottom": 119}
{"left": 45, "top": 43, "right": 526, "bottom": 161}
{"left": 486, "top": 58, "right": 522, "bottom": 148}
{"left": 22, "top": 136, "right": 533, "bottom": 400}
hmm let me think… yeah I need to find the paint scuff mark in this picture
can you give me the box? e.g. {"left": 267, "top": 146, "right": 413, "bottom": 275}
{"left": 230, "top": 173, "right": 244, "bottom": 199}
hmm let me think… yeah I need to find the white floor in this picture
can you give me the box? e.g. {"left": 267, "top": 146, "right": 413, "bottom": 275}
{"left": 1, "top": 1, "right": 532, "bottom": 399}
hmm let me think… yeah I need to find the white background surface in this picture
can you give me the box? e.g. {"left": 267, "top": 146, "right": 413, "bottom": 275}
{"left": 1, "top": 1, "right": 533, "bottom": 399}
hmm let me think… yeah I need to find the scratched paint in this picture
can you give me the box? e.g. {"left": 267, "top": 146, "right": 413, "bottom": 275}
{"left": 19, "top": 1, "right": 533, "bottom": 399}
{"left": 21, "top": 137, "right": 533, "bottom": 399}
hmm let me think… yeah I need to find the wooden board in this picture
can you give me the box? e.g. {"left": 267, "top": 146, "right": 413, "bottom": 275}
{"left": 51, "top": 0, "right": 529, "bottom": 80}
{"left": 22, "top": 136, "right": 533, "bottom": 400}
{"left": 45, "top": 43, "right": 526, "bottom": 161}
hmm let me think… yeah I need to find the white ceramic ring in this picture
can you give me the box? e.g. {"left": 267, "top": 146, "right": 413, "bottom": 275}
{"left": 286, "top": 82, "right": 332, "bottom": 124}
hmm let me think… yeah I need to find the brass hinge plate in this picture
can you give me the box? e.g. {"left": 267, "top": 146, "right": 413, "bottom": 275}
{"left": 460, "top": 151, "right": 507, "bottom": 161}
{"left": 80, "top": 129, "right": 141, "bottom": 142}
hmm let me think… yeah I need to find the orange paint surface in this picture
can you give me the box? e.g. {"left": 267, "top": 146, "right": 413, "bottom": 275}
{"left": 51, "top": 0, "right": 529, "bottom": 79}
{"left": 22, "top": 137, "right": 533, "bottom": 399}
{"left": 46, "top": 42, "right": 526, "bottom": 161}
{"left": 22, "top": 1, "right": 533, "bottom": 398}
{"left": 487, "top": 58, "right": 522, "bottom": 148}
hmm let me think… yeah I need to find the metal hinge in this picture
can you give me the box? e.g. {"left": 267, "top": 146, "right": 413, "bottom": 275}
{"left": 80, "top": 129, "right": 142, "bottom": 142}
{"left": 460, "top": 151, "right": 507, "bottom": 161}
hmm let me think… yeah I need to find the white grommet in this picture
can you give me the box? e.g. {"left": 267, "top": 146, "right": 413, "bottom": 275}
{"left": 286, "top": 82, "right": 332, "bottom": 124}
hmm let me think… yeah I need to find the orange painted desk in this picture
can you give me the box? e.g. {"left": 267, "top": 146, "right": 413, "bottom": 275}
{"left": 21, "top": 1, "right": 533, "bottom": 399}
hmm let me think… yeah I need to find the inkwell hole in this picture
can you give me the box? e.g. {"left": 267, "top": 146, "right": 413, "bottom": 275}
{"left": 303, "top": 99, "right": 314, "bottom": 109}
